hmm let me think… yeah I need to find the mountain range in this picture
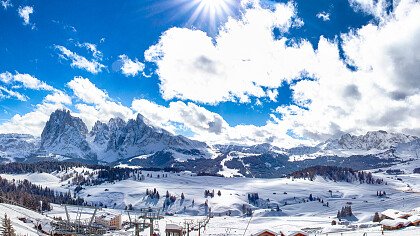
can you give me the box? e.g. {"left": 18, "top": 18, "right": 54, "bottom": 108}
{"left": 0, "top": 109, "right": 418, "bottom": 177}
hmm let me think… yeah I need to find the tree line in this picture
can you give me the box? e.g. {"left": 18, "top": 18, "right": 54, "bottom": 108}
{"left": 0, "top": 176, "right": 84, "bottom": 212}
{"left": 290, "top": 165, "right": 384, "bottom": 184}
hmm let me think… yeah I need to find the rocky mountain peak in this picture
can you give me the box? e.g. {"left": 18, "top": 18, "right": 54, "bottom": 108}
{"left": 39, "top": 109, "right": 95, "bottom": 160}
{"left": 325, "top": 130, "right": 418, "bottom": 150}
{"left": 108, "top": 117, "right": 126, "bottom": 131}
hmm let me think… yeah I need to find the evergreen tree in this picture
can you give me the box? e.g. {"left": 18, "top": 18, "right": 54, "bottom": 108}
{"left": 1, "top": 214, "right": 16, "bottom": 236}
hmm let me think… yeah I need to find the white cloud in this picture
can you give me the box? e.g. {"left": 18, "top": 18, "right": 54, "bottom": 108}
{"left": 0, "top": 102, "right": 66, "bottom": 135}
{"left": 118, "top": 55, "right": 145, "bottom": 77}
{"left": 0, "top": 71, "right": 54, "bottom": 91}
{"left": 0, "top": 71, "right": 72, "bottom": 134}
{"left": 0, "top": 71, "right": 13, "bottom": 83}
{"left": 145, "top": 1, "right": 308, "bottom": 104}
{"left": 18, "top": 6, "right": 33, "bottom": 25}
{"left": 76, "top": 42, "right": 103, "bottom": 59}
{"left": 266, "top": 89, "right": 278, "bottom": 102}
{"left": 316, "top": 11, "right": 330, "bottom": 21}
{"left": 348, "top": 0, "right": 391, "bottom": 19}
{"left": 0, "top": 86, "right": 28, "bottom": 101}
{"left": 131, "top": 98, "right": 306, "bottom": 147}
{"left": 273, "top": 0, "right": 420, "bottom": 139}
{"left": 1, "top": 0, "right": 419, "bottom": 146}
{"left": 143, "top": 0, "right": 420, "bottom": 142}
{"left": 55, "top": 45, "right": 105, "bottom": 74}
{"left": 1, "top": 0, "right": 12, "bottom": 10}
{"left": 67, "top": 76, "right": 108, "bottom": 104}
{"left": 44, "top": 91, "right": 72, "bottom": 105}
{"left": 12, "top": 73, "right": 54, "bottom": 91}
{"left": 67, "top": 77, "right": 134, "bottom": 129}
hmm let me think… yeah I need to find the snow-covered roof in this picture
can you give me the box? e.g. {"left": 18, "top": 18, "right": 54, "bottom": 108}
{"left": 166, "top": 223, "right": 183, "bottom": 231}
{"left": 381, "top": 209, "right": 411, "bottom": 219}
{"left": 411, "top": 207, "right": 420, "bottom": 214}
{"left": 288, "top": 231, "right": 309, "bottom": 236}
{"left": 408, "top": 214, "right": 420, "bottom": 223}
{"left": 252, "top": 229, "right": 279, "bottom": 235}
{"left": 380, "top": 219, "right": 410, "bottom": 227}
{"left": 96, "top": 212, "right": 120, "bottom": 221}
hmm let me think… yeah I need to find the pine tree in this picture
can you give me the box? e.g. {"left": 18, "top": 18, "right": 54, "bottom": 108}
{"left": 1, "top": 214, "right": 16, "bottom": 236}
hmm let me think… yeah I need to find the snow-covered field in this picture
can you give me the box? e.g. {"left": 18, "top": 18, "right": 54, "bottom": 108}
{"left": 1, "top": 166, "right": 419, "bottom": 235}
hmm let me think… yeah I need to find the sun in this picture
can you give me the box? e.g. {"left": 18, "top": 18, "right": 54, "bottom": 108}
{"left": 147, "top": 0, "right": 236, "bottom": 32}
{"left": 187, "top": 0, "right": 235, "bottom": 30}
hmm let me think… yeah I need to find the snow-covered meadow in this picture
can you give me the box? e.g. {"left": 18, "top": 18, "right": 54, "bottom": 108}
{"left": 1, "top": 165, "right": 419, "bottom": 235}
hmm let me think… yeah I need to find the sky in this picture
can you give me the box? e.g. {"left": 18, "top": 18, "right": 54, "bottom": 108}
{"left": 0, "top": 0, "right": 419, "bottom": 147}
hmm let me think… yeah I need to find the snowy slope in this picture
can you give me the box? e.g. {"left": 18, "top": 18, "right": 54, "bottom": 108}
{"left": 0, "top": 134, "right": 39, "bottom": 162}
{"left": 0, "top": 203, "right": 51, "bottom": 236}
{"left": 1, "top": 165, "right": 419, "bottom": 235}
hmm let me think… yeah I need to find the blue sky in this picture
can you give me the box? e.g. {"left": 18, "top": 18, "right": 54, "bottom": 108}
{"left": 0, "top": 0, "right": 419, "bottom": 146}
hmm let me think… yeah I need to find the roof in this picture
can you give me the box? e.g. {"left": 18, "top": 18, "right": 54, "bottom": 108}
{"left": 380, "top": 219, "right": 410, "bottom": 227}
{"left": 408, "top": 214, "right": 420, "bottom": 222}
{"left": 381, "top": 209, "right": 411, "bottom": 219}
{"left": 96, "top": 212, "right": 121, "bottom": 221}
{"left": 166, "top": 223, "right": 183, "bottom": 231}
{"left": 288, "top": 231, "right": 309, "bottom": 236}
{"left": 411, "top": 207, "right": 420, "bottom": 214}
{"left": 253, "top": 229, "right": 279, "bottom": 236}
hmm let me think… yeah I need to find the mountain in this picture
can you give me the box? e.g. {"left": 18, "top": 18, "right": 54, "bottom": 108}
{"left": 214, "top": 143, "right": 287, "bottom": 155}
{"left": 0, "top": 109, "right": 419, "bottom": 178}
{"left": 319, "top": 130, "right": 418, "bottom": 150}
{"left": 89, "top": 114, "right": 212, "bottom": 162}
{"left": 34, "top": 109, "right": 212, "bottom": 162}
{"left": 38, "top": 110, "right": 96, "bottom": 161}
{"left": 0, "top": 110, "right": 213, "bottom": 163}
{"left": 0, "top": 134, "right": 39, "bottom": 162}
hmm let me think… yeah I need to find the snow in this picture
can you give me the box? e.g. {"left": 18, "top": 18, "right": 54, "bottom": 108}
{"left": 380, "top": 218, "right": 410, "bottom": 227}
{"left": 1, "top": 166, "right": 417, "bottom": 235}
{"left": 0, "top": 172, "right": 62, "bottom": 188}
{"left": 408, "top": 214, "right": 420, "bottom": 223}
{"left": 380, "top": 209, "right": 411, "bottom": 219}
{"left": 0, "top": 203, "right": 50, "bottom": 236}
{"left": 218, "top": 152, "right": 246, "bottom": 177}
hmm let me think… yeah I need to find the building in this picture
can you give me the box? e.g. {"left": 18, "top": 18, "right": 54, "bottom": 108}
{"left": 288, "top": 231, "right": 309, "bottom": 236}
{"left": 165, "top": 223, "right": 183, "bottom": 236}
{"left": 95, "top": 212, "right": 122, "bottom": 230}
{"left": 408, "top": 214, "right": 420, "bottom": 226}
{"left": 252, "top": 229, "right": 286, "bottom": 236}
{"left": 380, "top": 219, "right": 410, "bottom": 230}
{"left": 380, "top": 209, "right": 411, "bottom": 220}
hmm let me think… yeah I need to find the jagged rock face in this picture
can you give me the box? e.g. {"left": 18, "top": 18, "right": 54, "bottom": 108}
{"left": 2, "top": 109, "right": 419, "bottom": 169}
{"left": 323, "top": 131, "right": 418, "bottom": 150}
{"left": 395, "top": 138, "right": 420, "bottom": 158}
{"left": 89, "top": 114, "right": 209, "bottom": 161}
{"left": 0, "top": 134, "right": 40, "bottom": 162}
{"left": 90, "top": 121, "right": 109, "bottom": 146}
{"left": 40, "top": 110, "right": 96, "bottom": 160}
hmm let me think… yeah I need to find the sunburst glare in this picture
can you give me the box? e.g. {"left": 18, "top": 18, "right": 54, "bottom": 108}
{"left": 175, "top": 0, "right": 236, "bottom": 32}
